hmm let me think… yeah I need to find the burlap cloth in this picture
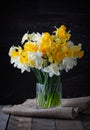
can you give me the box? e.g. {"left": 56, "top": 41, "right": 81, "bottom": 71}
{"left": 2, "top": 96, "right": 90, "bottom": 119}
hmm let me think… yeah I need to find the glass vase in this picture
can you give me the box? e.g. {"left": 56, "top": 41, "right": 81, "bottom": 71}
{"left": 36, "top": 75, "right": 62, "bottom": 109}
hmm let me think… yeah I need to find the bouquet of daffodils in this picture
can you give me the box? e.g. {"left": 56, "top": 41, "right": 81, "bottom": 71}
{"left": 9, "top": 25, "right": 84, "bottom": 83}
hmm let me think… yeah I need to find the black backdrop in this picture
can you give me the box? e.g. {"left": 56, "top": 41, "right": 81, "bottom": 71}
{"left": 0, "top": 0, "right": 90, "bottom": 104}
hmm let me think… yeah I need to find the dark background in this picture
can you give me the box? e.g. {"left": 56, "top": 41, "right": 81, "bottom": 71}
{"left": 0, "top": 0, "right": 90, "bottom": 104}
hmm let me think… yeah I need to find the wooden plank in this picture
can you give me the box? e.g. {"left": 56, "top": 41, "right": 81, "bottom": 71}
{"left": 31, "top": 118, "right": 56, "bottom": 130}
{"left": 6, "top": 115, "right": 90, "bottom": 130}
{"left": 7, "top": 115, "right": 32, "bottom": 130}
{"left": 81, "top": 114, "right": 90, "bottom": 130}
{"left": 55, "top": 120, "right": 85, "bottom": 130}
{"left": 0, "top": 105, "right": 10, "bottom": 130}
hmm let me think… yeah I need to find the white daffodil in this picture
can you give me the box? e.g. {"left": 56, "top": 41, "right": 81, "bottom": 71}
{"left": 21, "top": 32, "right": 29, "bottom": 44}
{"left": 28, "top": 51, "right": 43, "bottom": 70}
{"left": 8, "top": 45, "right": 17, "bottom": 56}
{"left": 43, "top": 63, "right": 60, "bottom": 77}
{"left": 78, "top": 43, "right": 82, "bottom": 50}
{"left": 21, "top": 32, "right": 42, "bottom": 45}
{"left": 31, "top": 32, "right": 42, "bottom": 44}
{"left": 11, "top": 56, "right": 30, "bottom": 73}
{"left": 67, "top": 41, "right": 74, "bottom": 48}
{"left": 60, "top": 57, "right": 77, "bottom": 72}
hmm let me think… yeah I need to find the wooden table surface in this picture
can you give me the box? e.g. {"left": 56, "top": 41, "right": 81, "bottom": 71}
{"left": 0, "top": 105, "right": 90, "bottom": 130}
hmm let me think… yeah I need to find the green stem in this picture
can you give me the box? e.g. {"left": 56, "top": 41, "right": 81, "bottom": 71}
{"left": 36, "top": 74, "right": 62, "bottom": 109}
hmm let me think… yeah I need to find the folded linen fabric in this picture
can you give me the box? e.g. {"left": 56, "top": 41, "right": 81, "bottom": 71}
{"left": 2, "top": 96, "right": 90, "bottom": 119}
